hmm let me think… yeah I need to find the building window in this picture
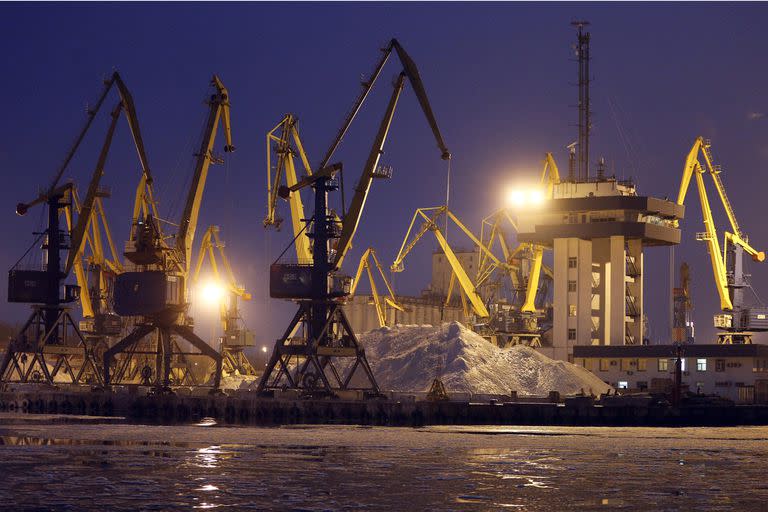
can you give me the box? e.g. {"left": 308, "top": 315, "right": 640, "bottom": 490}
{"left": 638, "top": 359, "right": 647, "bottom": 372}
{"left": 637, "top": 381, "right": 648, "bottom": 391}
{"left": 681, "top": 358, "right": 687, "bottom": 372}
{"left": 568, "top": 280, "right": 577, "bottom": 292}
{"left": 621, "top": 359, "right": 632, "bottom": 371}
{"left": 569, "top": 304, "right": 577, "bottom": 317}
{"left": 697, "top": 358, "right": 707, "bottom": 372}
{"left": 599, "top": 359, "right": 609, "bottom": 371}
{"left": 567, "top": 328, "right": 577, "bottom": 341}
{"left": 568, "top": 257, "right": 578, "bottom": 269}
{"left": 715, "top": 359, "right": 725, "bottom": 372}
{"left": 658, "top": 358, "right": 669, "bottom": 372}
{"left": 617, "top": 381, "right": 629, "bottom": 389}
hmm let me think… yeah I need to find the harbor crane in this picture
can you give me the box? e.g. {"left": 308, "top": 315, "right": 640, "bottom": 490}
{"left": 258, "top": 39, "right": 449, "bottom": 396}
{"left": 105, "top": 75, "right": 234, "bottom": 391}
{"left": 264, "top": 114, "right": 314, "bottom": 263}
{"left": 64, "top": 185, "right": 124, "bottom": 350}
{"left": 349, "top": 247, "right": 406, "bottom": 328}
{"left": 192, "top": 225, "right": 256, "bottom": 376}
{"left": 676, "top": 137, "right": 767, "bottom": 344}
{"left": 1, "top": 72, "right": 147, "bottom": 385}
{"left": 477, "top": 152, "right": 559, "bottom": 345}
{"left": 391, "top": 206, "right": 503, "bottom": 321}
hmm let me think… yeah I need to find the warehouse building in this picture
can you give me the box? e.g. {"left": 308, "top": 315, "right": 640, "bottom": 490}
{"left": 573, "top": 344, "right": 768, "bottom": 403}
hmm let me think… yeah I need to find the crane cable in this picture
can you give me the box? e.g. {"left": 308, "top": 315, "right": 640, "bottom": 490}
{"left": 444, "top": 157, "right": 451, "bottom": 243}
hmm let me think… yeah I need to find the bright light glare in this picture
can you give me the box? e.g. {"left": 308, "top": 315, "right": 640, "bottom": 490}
{"left": 199, "top": 281, "right": 225, "bottom": 306}
{"left": 506, "top": 189, "right": 526, "bottom": 207}
{"left": 505, "top": 187, "right": 545, "bottom": 208}
{"left": 529, "top": 189, "right": 545, "bottom": 205}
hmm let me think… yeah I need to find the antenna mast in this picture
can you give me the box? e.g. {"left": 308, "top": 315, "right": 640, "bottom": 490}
{"left": 572, "top": 20, "right": 591, "bottom": 181}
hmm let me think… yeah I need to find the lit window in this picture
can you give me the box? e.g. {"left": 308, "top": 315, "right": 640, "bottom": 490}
{"left": 569, "top": 304, "right": 577, "bottom": 317}
{"left": 568, "top": 257, "right": 578, "bottom": 269}
{"left": 568, "top": 328, "right": 577, "bottom": 341}
{"left": 617, "top": 381, "right": 629, "bottom": 389}
{"left": 599, "top": 359, "right": 609, "bottom": 371}
{"left": 568, "top": 280, "right": 577, "bottom": 292}
{"left": 638, "top": 359, "right": 647, "bottom": 372}
{"left": 681, "top": 358, "right": 687, "bottom": 372}
{"left": 697, "top": 358, "right": 707, "bottom": 372}
{"left": 658, "top": 358, "right": 669, "bottom": 372}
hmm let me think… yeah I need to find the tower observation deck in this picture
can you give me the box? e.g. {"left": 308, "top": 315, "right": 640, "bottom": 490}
{"left": 516, "top": 176, "right": 683, "bottom": 360}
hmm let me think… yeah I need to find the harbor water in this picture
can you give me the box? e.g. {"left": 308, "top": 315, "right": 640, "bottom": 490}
{"left": 1, "top": 420, "right": 767, "bottom": 510}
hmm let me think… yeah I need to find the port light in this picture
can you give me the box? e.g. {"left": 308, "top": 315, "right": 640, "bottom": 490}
{"left": 505, "top": 187, "right": 546, "bottom": 208}
{"left": 199, "top": 280, "right": 226, "bottom": 306}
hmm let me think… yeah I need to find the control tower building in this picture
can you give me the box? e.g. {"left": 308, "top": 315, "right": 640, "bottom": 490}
{"left": 516, "top": 22, "right": 684, "bottom": 361}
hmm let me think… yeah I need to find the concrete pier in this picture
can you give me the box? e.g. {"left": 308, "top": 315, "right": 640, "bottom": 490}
{"left": 2, "top": 388, "right": 768, "bottom": 427}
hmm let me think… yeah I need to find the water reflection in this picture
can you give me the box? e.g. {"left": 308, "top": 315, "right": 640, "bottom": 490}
{"left": 194, "top": 445, "right": 223, "bottom": 469}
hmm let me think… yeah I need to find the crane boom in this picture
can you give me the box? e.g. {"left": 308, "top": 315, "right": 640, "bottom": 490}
{"left": 350, "top": 248, "right": 405, "bottom": 328}
{"left": 332, "top": 73, "right": 405, "bottom": 268}
{"left": 317, "top": 38, "right": 450, "bottom": 170}
{"left": 521, "top": 152, "right": 561, "bottom": 313}
{"left": 391, "top": 207, "right": 491, "bottom": 318}
{"left": 64, "top": 103, "right": 121, "bottom": 275}
{"left": 176, "top": 75, "right": 234, "bottom": 273}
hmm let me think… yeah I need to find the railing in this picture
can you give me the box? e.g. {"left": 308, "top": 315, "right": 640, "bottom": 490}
{"left": 625, "top": 254, "right": 640, "bottom": 278}
{"left": 625, "top": 294, "right": 639, "bottom": 317}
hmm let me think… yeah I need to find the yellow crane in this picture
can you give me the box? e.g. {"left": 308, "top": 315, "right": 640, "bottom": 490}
{"left": 349, "top": 248, "right": 405, "bottom": 328}
{"left": 676, "top": 136, "right": 766, "bottom": 344}
{"left": 264, "top": 114, "right": 314, "bottom": 263}
{"left": 192, "top": 225, "right": 256, "bottom": 375}
{"left": 106, "top": 75, "right": 234, "bottom": 390}
{"left": 391, "top": 206, "right": 511, "bottom": 320}
{"left": 479, "top": 153, "right": 559, "bottom": 312}
{"left": 64, "top": 186, "right": 123, "bottom": 338}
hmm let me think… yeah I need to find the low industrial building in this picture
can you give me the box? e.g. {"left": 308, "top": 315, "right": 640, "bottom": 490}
{"left": 573, "top": 344, "right": 768, "bottom": 403}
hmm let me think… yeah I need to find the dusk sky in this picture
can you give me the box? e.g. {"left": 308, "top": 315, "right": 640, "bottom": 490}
{"left": 2, "top": 2, "right": 768, "bottom": 344}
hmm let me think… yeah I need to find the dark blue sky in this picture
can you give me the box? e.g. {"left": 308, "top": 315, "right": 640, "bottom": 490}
{"left": 2, "top": 2, "right": 768, "bottom": 344}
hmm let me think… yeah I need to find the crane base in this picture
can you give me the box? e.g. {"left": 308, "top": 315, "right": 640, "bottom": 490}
{"left": 717, "top": 332, "right": 753, "bottom": 345}
{"left": 0, "top": 306, "right": 102, "bottom": 386}
{"left": 257, "top": 301, "right": 380, "bottom": 396}
{"left": 103, "top": 323, "right": 222, "bottom": 391}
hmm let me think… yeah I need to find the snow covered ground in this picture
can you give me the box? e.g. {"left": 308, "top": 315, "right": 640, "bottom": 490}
{"left": 361, "top": 322, "right": 611, "bottom": 397}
